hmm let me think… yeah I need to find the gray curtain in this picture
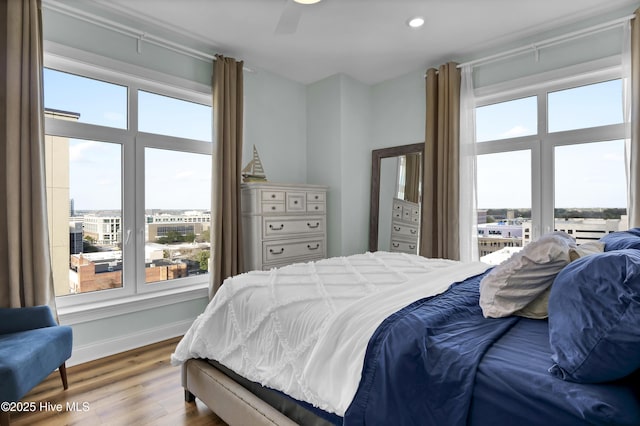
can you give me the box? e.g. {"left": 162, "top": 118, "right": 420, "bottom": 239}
{"left": 0, "top": 0, "right": 57, "bottom": 311}
{"left": 404, "top": 153, "right": 421, "bottom": 204}
{"left": 629, "top": 8, "right": 640, "bottom": 228}
{"left": 210, "top": 54, "right": 244, "bottom": 296}
{"left": 420, "top": 63, "right": 461, "bottom": 260}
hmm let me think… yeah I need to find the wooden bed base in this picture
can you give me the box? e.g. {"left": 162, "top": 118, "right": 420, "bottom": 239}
{"left": 182, "top": 358, "right": 298, "bottom": 426}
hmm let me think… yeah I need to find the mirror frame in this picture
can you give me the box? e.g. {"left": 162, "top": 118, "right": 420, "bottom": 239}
{"left": 369, "top": 143, "right": 424, "bottom": 252}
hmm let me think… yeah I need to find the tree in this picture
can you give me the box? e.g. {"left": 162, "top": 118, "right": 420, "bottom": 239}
{"left": 198, "top": 250, "right": 210, "bottom": 271}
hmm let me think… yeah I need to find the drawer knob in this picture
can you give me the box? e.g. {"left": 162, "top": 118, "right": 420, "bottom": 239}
{"left": 294, "top": 200, "right": 298, "bottom": 204}
{"left": 269, "top": 248, "right": 285, "bottom": 255}
{"left": 409, "top": 245, "right": 416, "bottom": 249}
{"left": 410, "top": 229, "right": 417, "bottom": 234}
{"left": 394, "top": 226, "right": 400, "bottom": 231}
{"left": 314, "top": 206, "right": 319, "bottom": 210}
{"left": 271, "top": 194, "right": 276, "bottom": 198}
{"left": 314, "top": 195, "right": 319, "bottom": 200}
{"left": 307, "top": 222, "right": 320, "bottom": 229}
{"left": 307, "top": 243, "right": 320, "bottom": 250}
{"left": 269, "top": 224, "right": 284, "bottom": 231}
{"left": 392, "top": 243, "right": 399, "bottom": 248}
{"left": 271, "top": 206, "right": 276, "bottom": 210}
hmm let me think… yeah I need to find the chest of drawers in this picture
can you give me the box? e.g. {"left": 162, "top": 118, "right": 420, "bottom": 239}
{"left": 390, "top": 197, "right": 420, "bottom": 254}
{"left": 241, "top": 182, "right": 328, "bottom": 270}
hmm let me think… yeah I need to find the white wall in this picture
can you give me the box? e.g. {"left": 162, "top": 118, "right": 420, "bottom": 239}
{"left": 371, "top": 69, "right": 426, "bottom": 150}
{"left": 306, "top": 75, "right": 371, "bottom": 257}
{"left": 307, "top": 75, "right": 343, "bottom": 256}
{"left": 244, "top": 69, "right": 308, "bottom": 184}
{"left": 339, "top": 76, "right": 371, "bottom": 256}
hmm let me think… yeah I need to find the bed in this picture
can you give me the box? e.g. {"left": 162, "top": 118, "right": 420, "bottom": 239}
{"left": 171, "top": 231, "right": 640, "bottom": 425}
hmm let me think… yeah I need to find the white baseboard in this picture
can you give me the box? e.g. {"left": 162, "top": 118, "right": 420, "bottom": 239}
{"left": 66, "top": 319, "right": 193, "bottom": 367}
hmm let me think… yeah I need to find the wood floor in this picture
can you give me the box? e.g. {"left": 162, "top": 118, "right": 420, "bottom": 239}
{"left": 7, "top": 337, "right": 227, "bottom": 426}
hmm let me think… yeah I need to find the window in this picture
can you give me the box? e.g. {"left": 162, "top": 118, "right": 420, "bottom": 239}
{"left": 476, "top": 96, "right": 537, "bottom": 142}
{"left": 43, "top": 57, "right": 212, "bottom": 306}
{"left": 144, "top": 148, "right": 211, "bottom": 284}
{"left": 548, "top": 80, "right": 623, "bottom": 133}
{"left": 475, "top": 69, "right": 628, "bottom": 258}
{"left": 43, "top": 69, "right": 127, "bottom": 129}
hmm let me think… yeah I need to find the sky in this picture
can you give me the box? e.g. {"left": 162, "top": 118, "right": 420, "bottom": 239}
{"left": 44, "top": 68, "right": 212, "bottom": 211}
{"left": 44, "top": 68, "right": 627, "bottom": 212}
{"left": 475, "top": 79, "right": 627, "bottom": 210}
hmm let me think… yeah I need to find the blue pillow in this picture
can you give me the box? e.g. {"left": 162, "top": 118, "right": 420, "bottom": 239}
{"left": 548, "top": 249, "right": 640, "bottom": 383}
{"left": 600, "top": 228, "right": 640, "bottom": 251}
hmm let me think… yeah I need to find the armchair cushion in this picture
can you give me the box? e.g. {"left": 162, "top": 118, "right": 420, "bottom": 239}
{"left": 0, "top": 306, "right": 72, "bottom": 403}
{"left": 0, "top": 306, "right": 57, "bottom": 335}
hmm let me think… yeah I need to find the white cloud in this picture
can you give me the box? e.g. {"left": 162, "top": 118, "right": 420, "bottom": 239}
{"left": 174, "top": 170, "right": 196, "bottom": 180}
{"left": 499, "top": 125, "right": 530, "bottom": 139}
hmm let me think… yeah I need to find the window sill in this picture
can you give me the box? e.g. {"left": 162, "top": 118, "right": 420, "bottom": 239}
{"left": 58, "top": 283, "right": 209, "bottom": 325}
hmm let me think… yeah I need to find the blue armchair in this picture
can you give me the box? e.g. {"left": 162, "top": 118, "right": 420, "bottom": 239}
{"left": 0, "top": 306, "right": 72, "bottom": 425}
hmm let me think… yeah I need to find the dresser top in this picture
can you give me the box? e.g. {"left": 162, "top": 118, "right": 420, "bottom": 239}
{"left": 241, "top": 182, "right": 328, "bottom": 190}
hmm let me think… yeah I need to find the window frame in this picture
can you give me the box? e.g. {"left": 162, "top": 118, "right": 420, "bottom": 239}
{"left": 474, "top": 56, "right": 627, "bottom": 242}
{"left": 44, "top": 48, "right": 213, "bottom": 311}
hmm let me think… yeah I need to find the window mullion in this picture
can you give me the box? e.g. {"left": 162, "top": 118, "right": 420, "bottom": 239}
{"left": 538, "top": 90, "right": 555, "bottom": 238}
{"left": 121, "top": 85, "right": 139, "bottom": 295}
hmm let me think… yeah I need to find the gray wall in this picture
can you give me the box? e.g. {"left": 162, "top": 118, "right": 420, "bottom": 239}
{"left": 244, "top": 68, "right": 308, "bottom": 184}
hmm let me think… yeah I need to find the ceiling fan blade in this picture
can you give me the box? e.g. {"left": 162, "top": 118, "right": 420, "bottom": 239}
{"left": 275, "top": 0, "right": 302, "bottom": 35}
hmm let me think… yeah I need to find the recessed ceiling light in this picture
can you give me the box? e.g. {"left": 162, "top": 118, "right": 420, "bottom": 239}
{"left": 407, "top": 17, "right": 425, "bottom": 28}
{"left": 294, "top": 0, "right": 322, "bottom": 4}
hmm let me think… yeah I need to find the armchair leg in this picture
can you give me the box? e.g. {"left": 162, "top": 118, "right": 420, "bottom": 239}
{"left": 59, "top": 363, "right": 68, "bottom": 390}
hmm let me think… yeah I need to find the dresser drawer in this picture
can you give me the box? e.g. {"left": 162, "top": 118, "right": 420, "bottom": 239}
{"left": 263, "top": 238, "right": 325, "bottom": 263}
{"left": 390, "top": 240, "right": 418, "bottom": 254}
{"left": 307, "top": 192, "right": 325, "bottom": 203}
{"left": 402, "top": 205, "right": 420, "bottom": 223}
{"left": 391, "top": 221, "right": 419, "bottom": 240}
{"left": 307, "top": 202, "right": 325, "bottom": 213}
{"left": 263, "top": 216, "right": 325, "bottom": 238}
{"left": 262, "top": 202, "right": 285, "bottom": 213}
{"left": 262, "top": 191, "right": 285, "bottom": 202}
{"left": 286, "top": 192, "right": 306, "bottom": 212}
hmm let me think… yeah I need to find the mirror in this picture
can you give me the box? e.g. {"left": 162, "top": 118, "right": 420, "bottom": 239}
{"left": 369, "top": 143, "right": 424, "bottom": 253}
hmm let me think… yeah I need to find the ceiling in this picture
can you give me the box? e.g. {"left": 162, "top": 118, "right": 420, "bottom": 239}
{"left": 75, "top": 0, "right": 639, "bottom": 85}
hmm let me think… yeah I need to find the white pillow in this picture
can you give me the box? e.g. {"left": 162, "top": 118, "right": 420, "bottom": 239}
{"left": 479, "top": 232, "right": 577, "bottom": 319}
{"left": 572, "top": 241, "right": 605, "bottom": 259}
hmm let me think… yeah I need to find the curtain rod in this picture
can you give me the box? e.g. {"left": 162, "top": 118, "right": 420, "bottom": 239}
{"left": 457, "top": 14, "right": 636, "bottom": 70}
{"left": 42, "top": 0, "right": 218, "bottom": 63}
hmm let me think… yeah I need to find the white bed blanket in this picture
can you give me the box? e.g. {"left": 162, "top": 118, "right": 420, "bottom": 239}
{"left": 171, "top": 251, "right": 490, "bottom": 416}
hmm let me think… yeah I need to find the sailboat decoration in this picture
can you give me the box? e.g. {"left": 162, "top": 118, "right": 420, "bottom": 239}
{"left": 242, "top": 145, "right": 268, "bottom": 182}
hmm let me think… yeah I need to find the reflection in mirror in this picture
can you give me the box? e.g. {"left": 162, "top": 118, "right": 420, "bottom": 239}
{"left": 369, "top": 144, "right": 424, "bottom": 254}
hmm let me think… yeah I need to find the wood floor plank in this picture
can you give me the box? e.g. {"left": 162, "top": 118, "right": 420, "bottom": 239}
{"left": 8, "top": 337, "right": 227, "bottom": 426}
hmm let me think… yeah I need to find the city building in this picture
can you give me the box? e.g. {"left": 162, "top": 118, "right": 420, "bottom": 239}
{"left": 477, "top": 219, "right": 524, "bottom": 257}
{"left": 44, "top": 109, "right": 79, "bottom": 296}
{"left": 70, "top": 252, "right": 123, "bottom": 294}
{"left": 69, "top": 220, "right": 83, "bottom": 255}
{"left": 145, "top": 211, "right": 211, "bottom": 242}
{"left": 522, "top": 218, "right": 625, "bottom": 245}
{"left": 83, "top": 214, "right": 122, "bottom": 246}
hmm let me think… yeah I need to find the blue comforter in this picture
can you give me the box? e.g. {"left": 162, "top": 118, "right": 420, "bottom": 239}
{"left": 343, "top": 272, "right": 516, "bottom": 425}
{"left": 341, "top": 271, "right": 640, "bottom": 426}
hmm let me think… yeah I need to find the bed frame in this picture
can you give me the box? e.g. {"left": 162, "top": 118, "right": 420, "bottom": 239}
{"left": 182, "top": 359, "right": 298, "bottom": 426}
